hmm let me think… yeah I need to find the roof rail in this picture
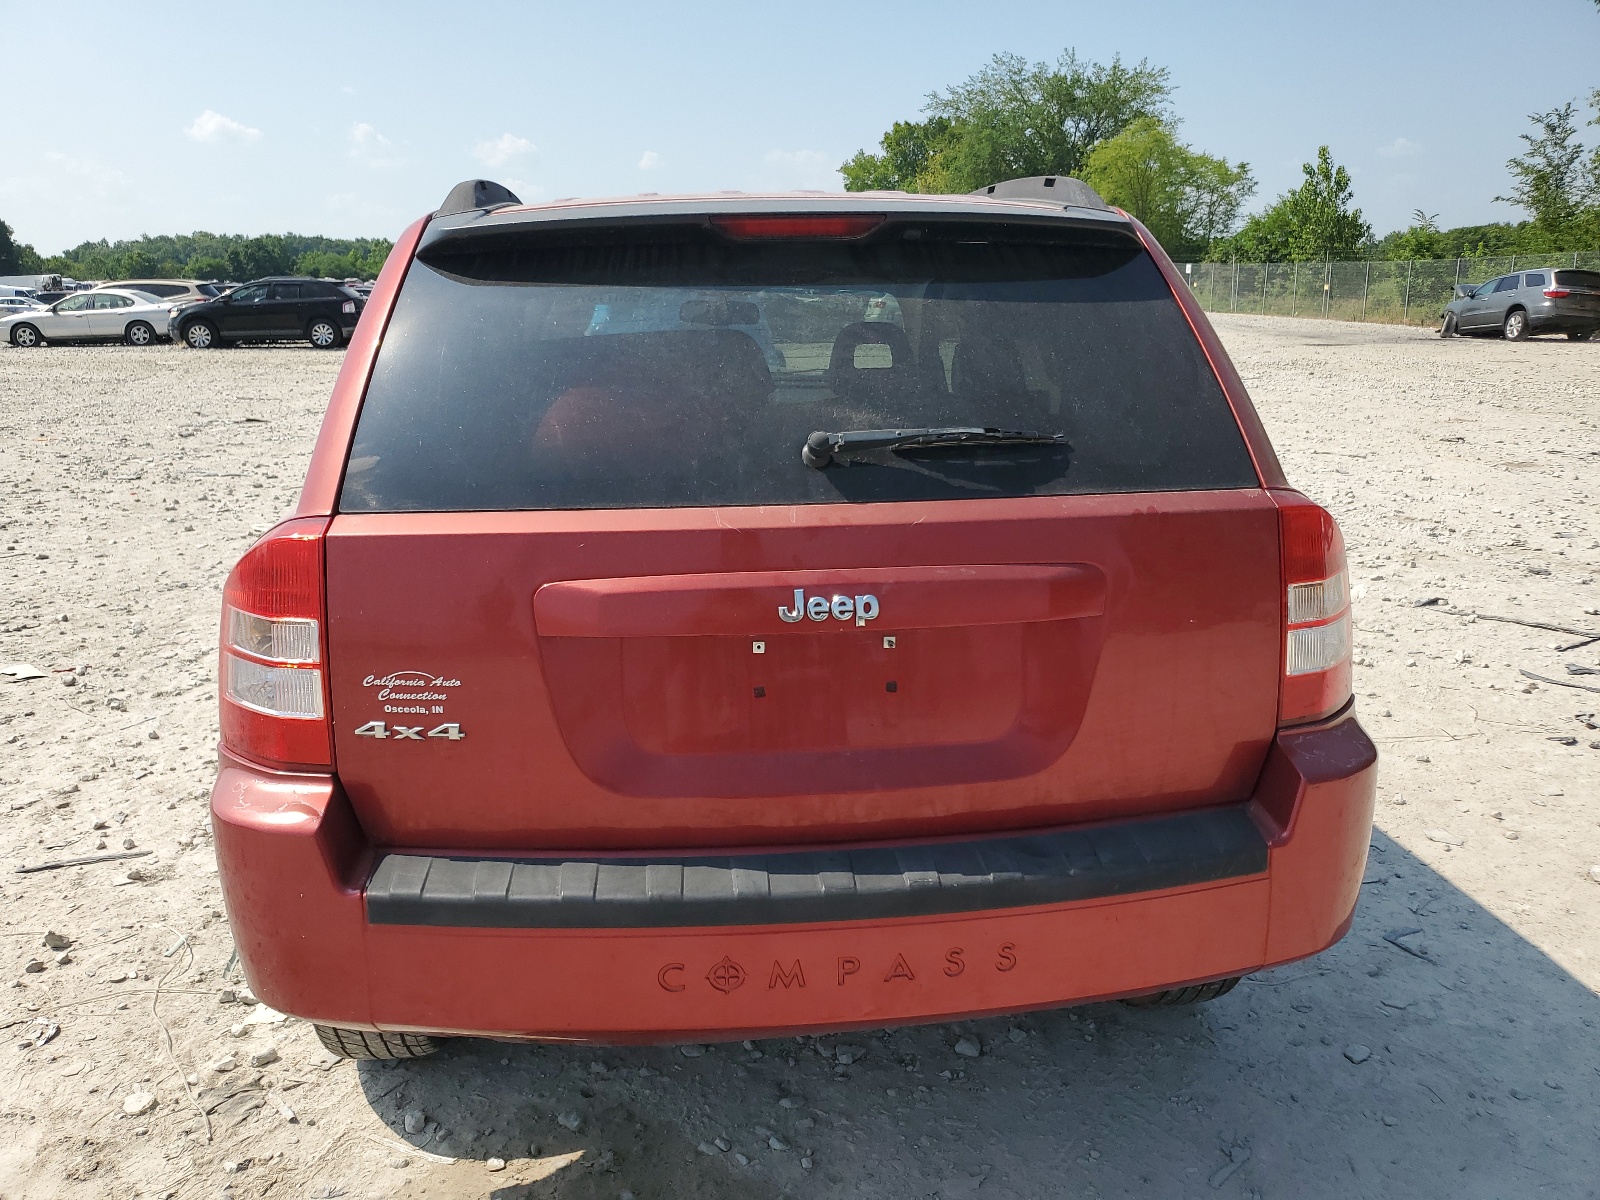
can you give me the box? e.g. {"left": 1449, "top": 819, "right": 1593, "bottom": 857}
{"left": 436, "top": 179, "right": 523, "bottom": 217}
{"left": 972, "top": 176, "right": 1109, "bottom": 212}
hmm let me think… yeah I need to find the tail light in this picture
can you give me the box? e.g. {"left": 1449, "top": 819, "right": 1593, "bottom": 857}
{"left": 218, "top": 517, "right": 332, "bottom": 770}
{"left": 1543, "top": 287, "right": 1570, "bottom": 298}
{"left": 711, "top": 215, "right": 883, "bottom": 239}
{"left": 1272, "top": 492, "right": 1351, "bottom": 725}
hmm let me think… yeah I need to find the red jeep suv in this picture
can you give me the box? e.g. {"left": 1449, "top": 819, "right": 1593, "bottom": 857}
{"left": 211, "top": 176, "right": 1376, "bottom": 1060}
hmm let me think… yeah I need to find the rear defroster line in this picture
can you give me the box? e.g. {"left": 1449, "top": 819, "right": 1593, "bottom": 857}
{"left": 363, "top": 804, "right": 1267, "bottom": 930}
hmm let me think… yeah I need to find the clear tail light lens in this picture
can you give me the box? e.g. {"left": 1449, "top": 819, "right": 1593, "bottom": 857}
{"left": 219, "top": 517, "right": 333, "bottom": 769}
{"left": 223, "top": 654, "right": 324, "bottom": 717}
{"left": 1272, "top": 492, "right": 1352, "bottom": 725}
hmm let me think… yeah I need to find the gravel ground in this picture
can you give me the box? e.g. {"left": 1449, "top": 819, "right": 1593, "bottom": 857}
{"left": 0, "top": 320, "right": 1596, "bottom": 1200}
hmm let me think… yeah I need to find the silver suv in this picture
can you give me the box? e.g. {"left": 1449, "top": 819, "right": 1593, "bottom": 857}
{"left": 1442, "top": 268, "right": 1600, "bottom": 341}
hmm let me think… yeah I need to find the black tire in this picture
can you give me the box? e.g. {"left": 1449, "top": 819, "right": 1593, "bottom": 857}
{"left": 183, "top": 320, "right": 220, "bottom": 349}
{"left": 307, "top": 317, "right": 342, "bottom": 349}
{"left": 10, "top": 323, "right": 42, "bottom": 348}
{"left": 1439, "top": 313, "right": 1457, "bottom": 338}
{"left": 124, "top": 320, "right": 156, "bottom": 347}
{"left": 1123, "top": 976, "right": 1241, "bottom": 1008}
{"left": 1567, "top": 330, "right": 1594, "bottom": 342}
{"left": 1503, "top": 308, "right": 1529, "bottom": 341}
{"left": 314, "top": 1024, "right": 439, "bottom": 1060}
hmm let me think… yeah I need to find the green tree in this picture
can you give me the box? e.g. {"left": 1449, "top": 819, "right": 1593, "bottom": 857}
{"left": 1080, "top": 117, "right": 1254, "bottom": 258}
{"left": 840, "top": 119, "right": 955, "bottom": 192}
{"left": 186, "top": 256, "right": 231, "bottom": 281}
{"left": 0, "top": 218, "right": 43, "bottom": 274}
{"left": 842, "top": 50, "right": 1172, "bottom": 194}
{"left": 1497, "top": 101, "right": 1595, "bottom": 249}
{"left": 1211, "top": 146, "right": 1370, "bottom": 262}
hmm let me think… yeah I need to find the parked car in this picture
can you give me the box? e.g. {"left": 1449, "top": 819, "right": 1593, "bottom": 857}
{"left": 3, "top": 288, "right": 177, "bottom": 347}
{"left": 94, "top": 278, "right": 224, "bottom": 305}
{"left": 0, "top": 294, "right": 44, "bottom": 315}
{"left": 1441, "top": 268, "right": 1600, "bottom": 340}
{"left": 211, "top": 175, "right": 1375, "bottom": 1061}
{"left": 173, "top": 277, "right": 363, "bottom": 349}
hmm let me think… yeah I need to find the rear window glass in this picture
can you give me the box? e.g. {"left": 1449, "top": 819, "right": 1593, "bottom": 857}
{"left": 341, "top": 221, "right": 1257, "bottom": 512}
{"left": 1554, "top": 270, "right": 1600, "bottom": 289}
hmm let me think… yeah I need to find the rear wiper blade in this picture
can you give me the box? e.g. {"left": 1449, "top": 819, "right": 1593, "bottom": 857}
{"left": 802, "top": 427, "right": 1066, "bottom": 469}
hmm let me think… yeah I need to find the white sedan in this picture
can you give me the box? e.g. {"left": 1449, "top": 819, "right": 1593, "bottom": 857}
{"left": 2, "top": 288, "right": 179, "bottom": 347}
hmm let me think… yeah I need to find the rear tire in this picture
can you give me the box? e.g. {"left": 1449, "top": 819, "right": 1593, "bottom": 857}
{"left": 1123, "top": 976, "right": 1241, "bottom": 1007}
{"left": 1503, "top": 309, "right": 1529, "bottom": 341}
{"left": 183, "top": 320, "right": 219, "bottom": 349}
{"left": 1568, "top": 330, "right": 1594, "bottom": 342}
{"left": 1439, "top": 313, "right": 1457, "bottom": 338}
{"left": 307, "top": 317, "right": 342, "bottom": 349}
{"left": 10, "top": 323, "right": 42, "bottom": 348}
{"left": 314, "top": 1024, "right": 439, "bottom": 1060}
{"left": 124, "top": 321, "right": 155, "bottom": 347}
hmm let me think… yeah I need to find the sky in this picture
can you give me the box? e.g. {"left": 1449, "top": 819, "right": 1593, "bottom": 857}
{"left": 3, "top": 0, "right": 1598, "bottom": 255}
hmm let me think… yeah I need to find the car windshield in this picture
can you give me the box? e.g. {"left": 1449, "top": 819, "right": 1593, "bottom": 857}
{"left": 341, "top": 220, "right": 1257, "bottom": 511}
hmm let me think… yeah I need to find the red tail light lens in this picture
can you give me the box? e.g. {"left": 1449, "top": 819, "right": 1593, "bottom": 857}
{"left": 710, "top": 215, "right": 883, "bottom": 240}
{"left": 1272, "top": 492, "right": 1351, "bottom": 725}
{"left": 1544, "top": 287, "right": 1570, "bottom": 298}
{"left": 219, "top": 517, "right": 332, "bottom": 770}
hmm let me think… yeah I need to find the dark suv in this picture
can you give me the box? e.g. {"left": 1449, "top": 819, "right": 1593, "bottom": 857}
{"left": 174, "top": 277, "right": 364, "bottom": 349}
{"left": 1442, "top": 268, "right": 1600, "bottom": 340}
{"left": 211, "top": 176, "right": 1376, "bottom": 1060}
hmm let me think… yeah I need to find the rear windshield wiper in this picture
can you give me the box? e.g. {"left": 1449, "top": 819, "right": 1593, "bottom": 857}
{"left": 802, "top": 427, "right": 1067, "bottom": 469}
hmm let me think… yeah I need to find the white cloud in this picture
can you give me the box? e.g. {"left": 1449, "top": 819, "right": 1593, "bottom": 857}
{"left": 340, "top": 85, "right": 357, "bottom": 95}
{"left": 472, "top": 133, "right": 535, "bottom": 169}
{"left": 756, "top": 149, "right": 840, "bottom": 191}
{"left": 185, "top": 110, "right": 262, "bottom": 143}
{"left": 1377, "top": 137, "right": 1420, "bottom": 159}
{"left": 349, "top": 122, "right": 405, "bottom": 168}
{"left": 638, "top": 150, "right": 661, "bottom": 170}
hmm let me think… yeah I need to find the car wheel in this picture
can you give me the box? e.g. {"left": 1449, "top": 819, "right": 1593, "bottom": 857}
{"left": 1122, "top": 976, "right": 1241, "bottom": 1007}
{"left": 183, "top": 320, "right": 219, "bottom": 349}
{"left": 307, "top": 317, "right": 342, "bottom": 349}
{"left": 124, "top": 321, "right": 155, "bottom": 347}
{"left": 1567, "top": 330, "right": 1594, "bottom": 342}
{"left": 10, "top": 323, "right": 42, "bottom": 348}
{"left": 314, "top": 1024, "right": 439, "bottom": 1060}
{"left": 1502, "top": 309, "right": 1529, "bottom": 341}
{"left": 1440, "top": 313, "right": 1457, "bottom": 339}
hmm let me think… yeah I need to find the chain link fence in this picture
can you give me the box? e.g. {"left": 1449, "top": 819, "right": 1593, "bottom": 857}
{"left": 1175, "top": 252, "right": 1600, "bottom": 326}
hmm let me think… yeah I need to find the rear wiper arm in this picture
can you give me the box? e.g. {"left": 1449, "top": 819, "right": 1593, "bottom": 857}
{"left": 802, "top": 426, "right": 1066, "bottom": 469}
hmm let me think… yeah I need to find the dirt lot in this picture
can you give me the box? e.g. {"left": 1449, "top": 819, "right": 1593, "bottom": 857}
{"left": 0, "top": 316, "right": 1596, "bottom": 1200}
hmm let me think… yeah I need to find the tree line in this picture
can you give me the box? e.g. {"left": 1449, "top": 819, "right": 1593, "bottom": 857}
{"left": 843, "top": 51, "right": 1600, "bottom": 264}
{"left": 0, "top": 227, "right": 391, "bottom": 282}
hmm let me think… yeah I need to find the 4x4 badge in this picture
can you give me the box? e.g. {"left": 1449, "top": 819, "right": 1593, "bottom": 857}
{"left": 352, "top": 721, "right": 465, "bottom": 741}
{"left": 777, "top": 589, "right": 880, "bottom": 627}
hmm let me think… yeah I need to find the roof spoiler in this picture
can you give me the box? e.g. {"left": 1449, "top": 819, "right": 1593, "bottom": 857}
{"left": 436, "top": 179, "right": 523, "bottom": 217}
{"left": 973, "top": 176, "right": 1110, "bottom": 211}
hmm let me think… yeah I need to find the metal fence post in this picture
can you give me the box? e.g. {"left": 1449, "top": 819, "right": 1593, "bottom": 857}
{"left": 1403, "top": 260, "right": 1413, "bottom": 320}
{"left": 1292, "top": 262, "right": 1298, "bottom": 315}
{"left": 1323, "top": 259, "right": 1331, "bottom": 316}
{"left": 1262, "top": 264, "right": 1269, "bottom": 313}
{"left": 1454, "top": 258, "right": 1462, "bottom": 290}
{"left": 1362, "top": 260, "right": 1370, "bottom": 320}
{"left": 1231, "top": 261, "right": 1239, "bottom": 312}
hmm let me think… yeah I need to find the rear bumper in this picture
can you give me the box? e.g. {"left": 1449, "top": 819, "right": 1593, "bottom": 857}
{"left": 212, "top": 715, "right": 1375, "bottom": 1042}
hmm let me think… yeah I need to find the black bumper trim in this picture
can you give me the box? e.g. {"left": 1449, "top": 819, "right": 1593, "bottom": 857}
{"left": 364, "top": 804, "right": 1267, "bottom": 930}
